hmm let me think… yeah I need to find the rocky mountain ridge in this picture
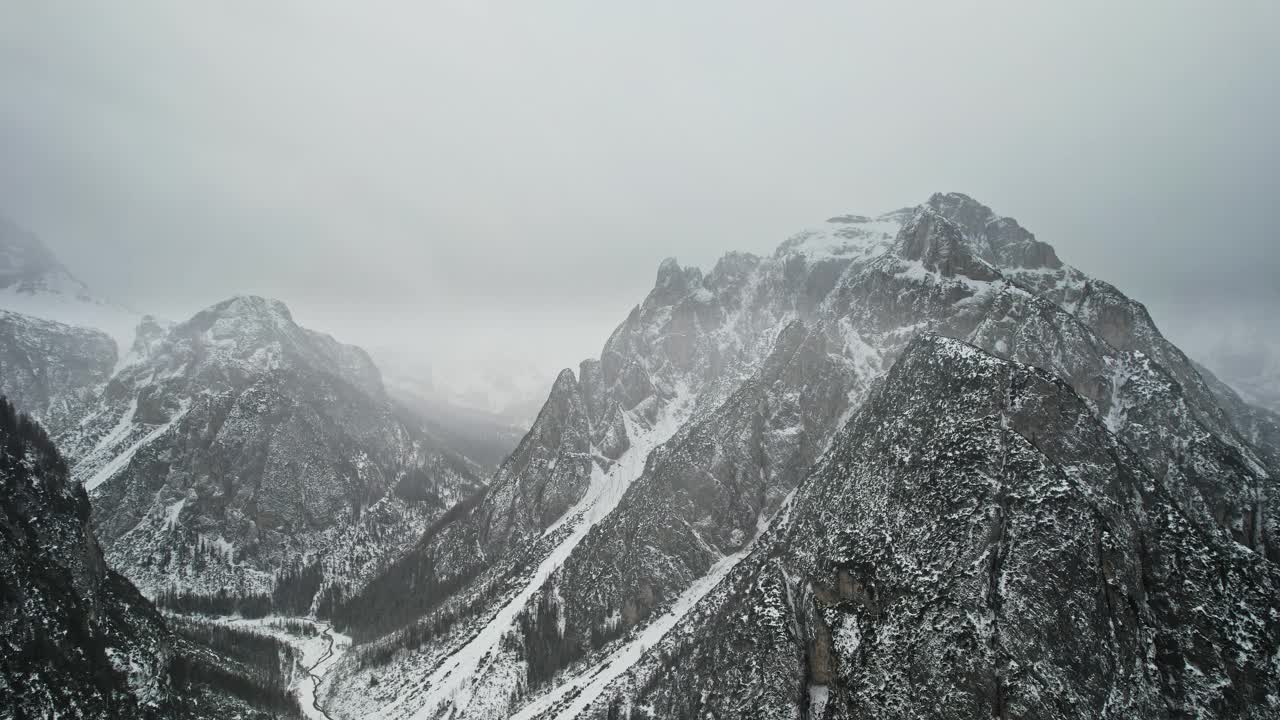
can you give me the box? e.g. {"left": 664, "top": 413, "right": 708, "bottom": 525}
{"left": 0, "top": 308, "right": 118, "bottom": 437}
{"left": 61, "top": 294, "right": 487, "bottom": 608}
{"left": 319, "top": 192, "right": 1278, "bottom": 720}
{"left": 0, "top": 216, "right": 523, "bottom": 713}
{"left": 1, "top": 196, "right": 1274, "bottom": 719}
{"left": 562, "top": 335, "right": 1280, "bottom": 719}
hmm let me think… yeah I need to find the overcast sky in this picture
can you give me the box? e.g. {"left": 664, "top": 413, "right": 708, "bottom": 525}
{"left": 1, "top": 1, "right": 1276, "bottom": 393}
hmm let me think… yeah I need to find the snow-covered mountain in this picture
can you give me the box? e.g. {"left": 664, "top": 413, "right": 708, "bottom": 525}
{"left": 564, "top": 336, "right": 1280, "bottom": 719}
{"left": 3, "top": 193, "right": 1275, "bottom": 718}
{"left": 0, "top": 308, "right": 118, "bottom": 435}
{"left": 0, "top": 397, "right": 179, "bottom": 717}
{"left": 63, "top": 295, "right": 487, "bottom": 609}
{"left": 0, "top": 398, "right": 319, "bottom": 719}
{"left": 314, "top": 193, "right": 1278, "bottom": 719}
{"left": 0, "top": 214, "right": 141, "bottom": 354}
{"left": 0, "top": 217, "right": 511, "bottom": 620}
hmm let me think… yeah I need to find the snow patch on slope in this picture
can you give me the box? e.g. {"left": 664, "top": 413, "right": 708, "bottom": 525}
{"left": 512, "top": 490, "right": 798, "bottom": 720}
{"left": 776, "top": 215, "right": 902, "bottom": 264}
{"left": 0, "top": 283, "right": 140, "bottom": 358}
{"left": 372, "top": 388, "right": 696, "bottom": 720}
{"left": 79, "top": 401, "right": 190, "bottom": 491}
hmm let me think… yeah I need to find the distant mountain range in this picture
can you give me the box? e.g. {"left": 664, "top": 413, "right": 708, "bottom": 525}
{"left": 1, "top": 197, "right": 1276, "bottom": 719}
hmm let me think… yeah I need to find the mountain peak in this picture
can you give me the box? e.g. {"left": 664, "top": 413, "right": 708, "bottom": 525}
{"left": 655, "top": 257, "right": 703, "bottom": 289}
{"left": 926, "top": 191, "right": 1062, "bottom": 270}
{"left": 550, "top": 367, "right": 578, "bottom": 394}
{"left": 648, "top": 257, "right": 705, "bottom": 307}
{"left": 179, "top": 294, "right": 298, "bottom": 344}
{"left": 925, "top": 190, "right": 987, "bottom": 215}
{"left": 207, "top": 294, "right": 294, "bottom": 323}
{"left": 0, "top": 215, "right": 91, "bottom": 298}
{"left": 894, "top": 207, "right": 1000, "bottom": 281}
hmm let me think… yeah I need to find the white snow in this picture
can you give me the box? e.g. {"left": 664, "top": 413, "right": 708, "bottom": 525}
{"left": 81, "top": 401, "right": 190, "bottom": 491}
{"left": 163, "top": 498, "right": 186, "bottom": 529}
{"left": 1103, "top": 360, "right": 1133, "bottom": 434}
{"left": 0, "top": 282, "right": 140, "bottom": 359}
{"left": 777, "top": 215, "right": 902, "bottom": 264}
{"left": 219, "top": 616, "right": 351, "bottom": 720}
{"left": 86, "top": 398, "right": 139, "bottom": 457}
{"left": 372, "top": 388, "right": 695, "bottom": 720}
{"left": 807, "top": 685, "right": 830, "bottom": 719}
{"left": 509, "top": 548, "right": 748, "bottom": 720}
{"left": 511, "top": 490, "right": 797, "bottom": 720}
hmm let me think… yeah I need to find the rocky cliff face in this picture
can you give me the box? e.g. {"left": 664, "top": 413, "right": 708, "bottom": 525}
{"left": 1, "top": 397, "right": 319, "bottom": 719}
{"left": 566, "top": 336, "right": 1280, "bottom": 719}
{"left": 0, "top": 397, "right": 178, "bottom": 718}
{"left": 323, "top": 193, "right": 1278, "bottom": 720}
{"left": 63, "top": 295, "right": 485, "bottom": 607}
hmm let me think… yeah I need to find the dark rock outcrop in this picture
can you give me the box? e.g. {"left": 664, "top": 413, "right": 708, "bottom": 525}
{"left": 579, "top": 337, "right": 1280, "bottom": 719}
{"left": 0, "top": 397, "right": 178, "bottom": 717}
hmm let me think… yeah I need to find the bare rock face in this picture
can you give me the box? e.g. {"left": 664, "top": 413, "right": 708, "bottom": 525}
{"left": 894, "top": 206, "right": 1000, "bottom": 281}
{"left": 479, "top": 369, "right": 594, "bottom": 550}
{"left": 509, "top": 320, "right": 860, "bottom": 687}
{"left": 64, "top": 295, "right": 485, "bottom": 605}
{"left": 575, "top": 337, "right": 1280, "bottom": 719}
{"left": 0, "top": 398, "right": 179, "bottom": 718}
{"left": 926, "top": 191, "right": 1062, "bottom": 270}
{"left": 0, "top": 309, "right": 117, "bottom": 435}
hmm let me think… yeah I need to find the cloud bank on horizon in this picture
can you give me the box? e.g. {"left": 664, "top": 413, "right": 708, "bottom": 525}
{"left": 1, "top": 1, "right": 1276, "bottom": 407}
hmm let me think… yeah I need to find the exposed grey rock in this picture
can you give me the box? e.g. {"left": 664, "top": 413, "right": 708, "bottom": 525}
{"left": 927, "top": 191, "right": 1062, "bottom": 269}
{"left": 894, "top": 206, "right": 1000, "bottom": 281}
{"left": 0, "top": 398, "right": 179, "bottom": 717}
{"left": 65, "top": 295, "right": 485, "bottom": 604}
{"left": 479, "top": 369, "right": 594, "bottom": 550}
{"left": 0, "top": 309, "right": 116, "bottom": 435}
{"left": 315, "top": 193, "right": 1277, "bottom": 720}
{"left": 574, "top": 337, "right": 1280, "bottom": 719}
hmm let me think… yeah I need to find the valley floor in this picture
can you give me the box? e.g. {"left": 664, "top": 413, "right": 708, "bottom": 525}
{"left": 217, "top": 615, "right": 352, "bottom": 720}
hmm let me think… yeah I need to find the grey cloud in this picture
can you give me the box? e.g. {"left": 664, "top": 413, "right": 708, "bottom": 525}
{"left": 1, "top": 1, "right": 1276, "bottom": 382}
